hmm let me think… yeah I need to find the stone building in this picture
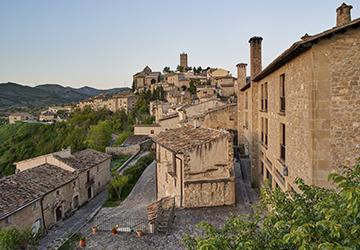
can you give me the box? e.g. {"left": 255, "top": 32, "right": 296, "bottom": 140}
{"left": 77, "top": 92, "right": 138, "bottom": 114}
{"left": 8, "top": 112, "right": 35, "bottom": 124}
{"left": 237, "top": 3, "right": 360, "bottom": 191}
{"left": 196, "top": 86, "right": 217, "bottom": 100}
{"left": 0, "top": 149, "right": 111, "bottom": 231}
{"left": 182, "top": 103, "right": 237, "bottom": 131}
{"left": 217, "top": 79, "right": 236, "bottom": 97}
{"left": 207, "top": 68, "right": 230, "bottom": 79}
{"left": 154, "top": 126, "right": 235, "bottom": 208}
{"left": 133, "top": 66, "right": 161, "bottom": 93}
{"left": 166, "top": 89, "right": 192, "bottom": 105}
{"left": 39, "top": 110, "right": 56, "bottom": 122}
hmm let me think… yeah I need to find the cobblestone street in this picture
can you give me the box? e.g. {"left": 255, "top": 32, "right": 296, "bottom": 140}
{"left": 38, "top": 191, "right": 107, "bottom": 250}
{"left": 80, "top": 160, "right": 257, "bottom": 250}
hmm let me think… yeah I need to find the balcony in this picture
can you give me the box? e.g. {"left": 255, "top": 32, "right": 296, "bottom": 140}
{"left": 280, "top": 144, "right": 286, "bottom": 162}
{"left": 280, "top": 96, "right": 286, "bottom": 113}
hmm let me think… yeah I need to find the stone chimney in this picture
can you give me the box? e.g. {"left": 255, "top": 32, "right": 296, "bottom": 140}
{"left": 236, "top": 63, "right": 247, "bottom": 88}
{"left": 249, "top": 36, "right": 263, "bottom": 79}
{"left": 336, "top": 3, "right": 353, "bottom": 27}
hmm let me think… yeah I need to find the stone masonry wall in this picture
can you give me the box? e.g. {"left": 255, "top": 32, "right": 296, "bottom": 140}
{"left": 256, "top": 49, "right": 314, "bottom": 192}
{"left": 312, "top": 27, "right": 360, "bottom": 187}
{"left": 183, "top": 179, "right": 235, "bottom": 208}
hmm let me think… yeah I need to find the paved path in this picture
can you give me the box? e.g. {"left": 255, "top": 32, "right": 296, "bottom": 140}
{"left": 84, "top": 161, "right": 156, "bottom": 231}
{"left": 81, "top": 160, "right": 258, "bottom": 250}
{"left": 38, "top": 191, "right": 107, "bottom": 250}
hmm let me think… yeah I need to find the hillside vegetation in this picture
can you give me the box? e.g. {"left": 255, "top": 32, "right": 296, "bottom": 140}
{"left": 0, "top": 82, "right": 130, "bottom": 110}
{"left": 0, "top": 90, "right": 161, "bottom": 177}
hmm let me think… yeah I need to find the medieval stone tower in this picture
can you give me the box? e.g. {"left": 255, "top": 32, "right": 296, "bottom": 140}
{"left": 180, "top": 53, "right": 188, "bottom": 69}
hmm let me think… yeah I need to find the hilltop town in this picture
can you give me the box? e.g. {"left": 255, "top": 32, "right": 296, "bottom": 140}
{"left": 0, "top": 3, "right": 359, "bottom": 250}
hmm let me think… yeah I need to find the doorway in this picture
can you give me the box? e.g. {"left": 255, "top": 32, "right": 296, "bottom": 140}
{"left": 55, "top": 206, "right": 62, "bottom": 222}
{"left": 73, "top": 195, "right": 79, "bottom": 209}
{"left": 87, "top": 187, "right": 92, "bottom": 199}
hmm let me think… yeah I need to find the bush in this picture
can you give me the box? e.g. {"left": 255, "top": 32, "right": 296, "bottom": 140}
{"left": 0, "top": 227, "right": 37, "bottom": 250}
{"left": 114, "top": 130, "right": 132, "bottom": 146}
{"left": 105, "top": 153, "right": 155, "bottom": 206}
{"left": 184, "top": 159, "right": 360, "bottom": 250}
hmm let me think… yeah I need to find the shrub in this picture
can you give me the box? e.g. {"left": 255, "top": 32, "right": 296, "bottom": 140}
{"left": 184, "top": 159, "right": 360, "bottom": 250}
{"left": 0, "top": 227, "right": 37, "bottom": 250}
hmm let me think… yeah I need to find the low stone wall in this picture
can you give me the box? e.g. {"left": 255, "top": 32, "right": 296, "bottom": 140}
{"left": 183, "top": 178, "right": 235, "bottom": 208}
{"left": 105, "top": 144, "right": 140, "bottom": 156}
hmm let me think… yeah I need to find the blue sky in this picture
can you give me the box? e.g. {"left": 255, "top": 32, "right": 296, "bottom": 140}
{"left": 0, "top": 0, "right": 359, "bottom": 89}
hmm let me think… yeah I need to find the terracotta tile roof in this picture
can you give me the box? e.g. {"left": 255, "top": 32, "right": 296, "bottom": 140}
{"left": 0, "top": 164, "right": 76, "bottom": 219}
{"left": 253, "top": 17, "right": 360, "bottom": 81}
{"left": 154, "top": 126, "right": 230, "bottom": 153}
{"left": 54, "top": 149, "right": 111, "bottom": 172}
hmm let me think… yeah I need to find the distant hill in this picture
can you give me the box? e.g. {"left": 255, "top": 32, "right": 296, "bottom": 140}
{"left": 0, "top": 82, "right": 131, "bottom": 110}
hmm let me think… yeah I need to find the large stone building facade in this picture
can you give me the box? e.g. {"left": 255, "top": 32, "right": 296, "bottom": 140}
{"left": 0, "top": 149, "right": 111, "bottom": 232}
{"left": 77, "top": 92, "right": 138, "bottom": 114}
{"left": 133, "top": 66, "right": 161, "bottom": 93}
{"left": 237, "top": 3, "right": 360, "bottom": 191}
{"left": 154, "top": 126, "right": 235, "bottom": 208}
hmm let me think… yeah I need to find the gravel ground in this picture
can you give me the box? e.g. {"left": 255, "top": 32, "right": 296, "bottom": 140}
{"left": 78, "top": 161, "right": 257, "bottom": 250}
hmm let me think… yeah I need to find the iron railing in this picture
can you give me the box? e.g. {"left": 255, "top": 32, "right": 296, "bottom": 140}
{"left": 91, "top": 216, "right": 149, "bottom": 233}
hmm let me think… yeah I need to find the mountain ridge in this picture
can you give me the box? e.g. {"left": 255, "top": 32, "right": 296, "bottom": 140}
{"left": 0, "top": 82, "right": 131, "bottom": 109}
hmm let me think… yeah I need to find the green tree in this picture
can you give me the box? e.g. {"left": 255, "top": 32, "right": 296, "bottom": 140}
{"left": 177, "top": 65, "right": 184, "bottom": 72}
{"left": 188, "top": 80, "right": 198, "bottom": 95}
{"left": 109, "top": 175, "right": 129, "bottom": 200}
{"left": 85, "top": 120, "right": 112, "bottom": 152}
{"left": 0, "top": 227, "right": 36, "bottom": 250}
{"left": 184, "top": 160, "right": 360, "bottom": 250}
{"left": 163, "top": 66, "right": 171, "bottom": 73}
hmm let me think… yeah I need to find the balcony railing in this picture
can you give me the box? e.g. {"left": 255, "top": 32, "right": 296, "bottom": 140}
{"left": 280, "top": 144, "right": 286, "bottom": 162}
{"left": 280, "top": 96, "right": 286, "bottom": 113}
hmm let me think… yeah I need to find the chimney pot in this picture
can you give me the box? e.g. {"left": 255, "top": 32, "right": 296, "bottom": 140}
{"left": 236, "top": 63, "right": 247, "bottom": 93}
{"left": 336, "top": 3, "right": 353, "bottom": 27}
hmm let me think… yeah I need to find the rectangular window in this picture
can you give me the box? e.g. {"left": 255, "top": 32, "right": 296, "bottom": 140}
{"left": 245, "top": 92, "right": 248, "bottom": 110}
{"left": 244, "top": 112, "right": 248, "bottom": 129}
{"left": 265, "top": 118, "right": 268, "bottom": 146}
{"left": 260, "top": 161, "right": 264, "bottom": 176}
{"left": 266, "top": 169, "right": 272, "bottom": 183}
{"left": 261, "top": 118, "right": 264, "bottom": 143}
{"left": 87, "top": 171, "right": 90, "bottom": 182}
{"left": 264, "top": 83, "right": 268, "bottom": 111}
{"left": 261, "top": 83, "right": 268, "bottom": 112}
{"left": 261, "top": 84, "right": 264, "bottom": 110}
{"left": 280, "top": 74, "right": 285, "bottom": 113}
{"left": 261, "top": 118, "right": 268, "bottom": 146}
{"left": 280, "top": 123, "right": 286, "bottom": 162}
{"left": 4, "top": 216, "right": 12, "bottom": 224}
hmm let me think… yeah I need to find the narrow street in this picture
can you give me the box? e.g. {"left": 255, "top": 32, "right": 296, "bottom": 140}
{"left": 38, "top": 192, "right": 107, "bottom": 250}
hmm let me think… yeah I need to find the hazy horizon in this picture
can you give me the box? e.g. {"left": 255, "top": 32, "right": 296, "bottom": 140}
{"left": 1, "top": 0, "right": 359, "bottom": 89}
